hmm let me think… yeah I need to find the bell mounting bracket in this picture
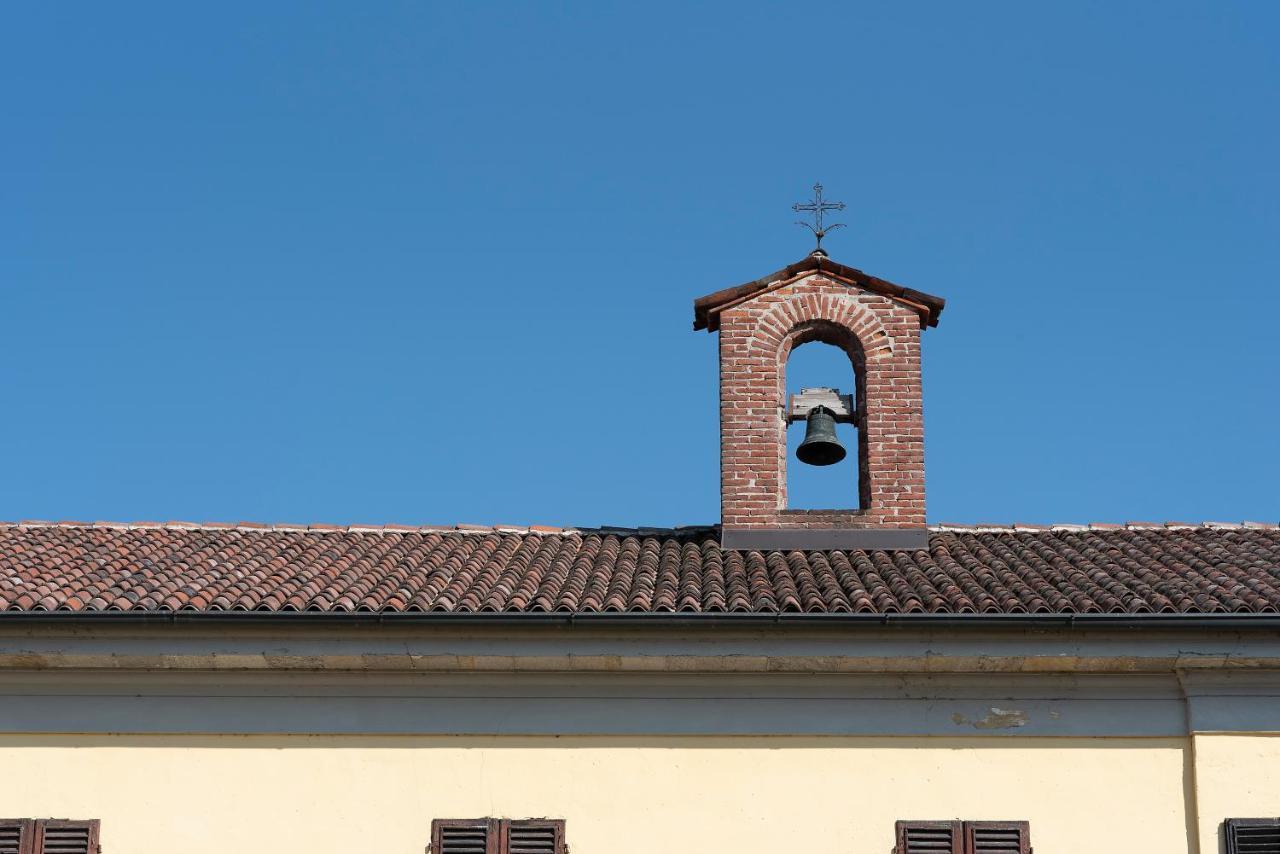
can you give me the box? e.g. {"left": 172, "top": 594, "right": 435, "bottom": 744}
{"left": 785, "top": 387, "right": 857, "bottom": 424}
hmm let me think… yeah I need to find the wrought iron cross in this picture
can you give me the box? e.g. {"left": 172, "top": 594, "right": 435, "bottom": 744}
{"left": 793, "top": 182, "right": 846, "bottom": 253}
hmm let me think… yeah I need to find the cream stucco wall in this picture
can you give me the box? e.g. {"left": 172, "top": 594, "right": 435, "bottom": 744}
{"left": 1193, "top": 734, "right": 1280, "bottom": 854}
{"left": 0, "top": 735, "right": 1190, "bottom": 854}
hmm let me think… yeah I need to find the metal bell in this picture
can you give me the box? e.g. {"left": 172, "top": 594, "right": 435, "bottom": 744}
{"left": 795, "top": 406, "right": 846, "bottom": 466}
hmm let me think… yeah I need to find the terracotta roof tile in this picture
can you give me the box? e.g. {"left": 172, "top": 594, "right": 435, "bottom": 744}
{"left": 0, "top": 522, "right": 1278, "bottom": 615}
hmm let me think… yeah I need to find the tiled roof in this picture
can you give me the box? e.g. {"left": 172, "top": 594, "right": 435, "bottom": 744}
{"left": 1, "top": 521, "right": 1279, "bottom": 615}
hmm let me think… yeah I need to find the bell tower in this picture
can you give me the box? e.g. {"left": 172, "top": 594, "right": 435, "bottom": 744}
{"left": 692, "top": 248, "right": 945, "bottom": 551}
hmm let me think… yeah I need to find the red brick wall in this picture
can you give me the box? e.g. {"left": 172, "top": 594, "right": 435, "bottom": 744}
{"left": 718, "top": 273, "right": 925, "bottom": 531}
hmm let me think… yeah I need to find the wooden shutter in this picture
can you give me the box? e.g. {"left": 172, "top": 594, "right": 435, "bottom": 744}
{"left": 432, "top": 819, "right": 565, "bottom": 854}
{"left": 896, "top": 820, "right": 1029, "bottom": 854}
{"left": 896, "top": 820, "right": 961, "bottom": 854}
{"left": 0, "top": 821, "right": 97, "bottom": 854}
{"left": 434, "top": 819, "right": 500, "bottom": 854}
{"left": 966, "top": 821, "right": 1029, "bottom": 854}
{"left": 1226, "top": 819, "right": 1280, "bottom": 854}
{"left": 505, "top": 820, "right": 563, "bottom": 854}
{"left": 33, "top": 822, "right": 98, "bottom": 854}
{"left": 0, "top": 821, "right": 34, "bottom": 854}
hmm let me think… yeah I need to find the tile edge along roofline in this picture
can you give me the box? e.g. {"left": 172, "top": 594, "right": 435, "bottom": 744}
{"left": 4, "top": 521, "right": 1280, "bottom": 621}
{"left": 2, "top": 520, "right": 1278, "bottom": 535}
{"left": 4, "top": 611, "right": 1280, "bottom": 629}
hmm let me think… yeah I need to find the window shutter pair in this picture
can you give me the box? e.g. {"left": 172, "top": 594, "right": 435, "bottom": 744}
{"left": 432, "top": 819, "right": 564, "bottom": 854}
{"left": 0, "top": 820, "right": 99, "bottom": 854}
{"left": 896, "top": 820, "right": 1030, "bottom": 854}
{"left": 1225, "top": 819, "right": 1280, "bottom": 854}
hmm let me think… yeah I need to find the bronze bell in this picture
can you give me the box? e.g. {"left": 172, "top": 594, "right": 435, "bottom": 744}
{"left": 796, "top": 406, "right": 846, "bottom": 466}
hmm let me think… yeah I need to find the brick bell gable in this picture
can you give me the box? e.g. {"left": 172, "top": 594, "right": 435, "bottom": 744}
{"left": 694, "top": 255, "right": 945, "bottom": 551}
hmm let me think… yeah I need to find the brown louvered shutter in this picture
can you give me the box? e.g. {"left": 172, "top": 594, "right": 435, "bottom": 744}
{"left": 0, "top": 821, "right": 34, "bottom": 854}
{"left": 896, "top": 820, "right": 961, "bottom": 854}
{"left": 965, "top": 821, "right": 1029, "bottom": 854}
{"left": 1226, "top": 819, "right": 1280, "bottom": 854}
{"left": 33, "top": 822, "right": 98, "bottom": 854}
{"left": 433, "top": 819, "right": 565, "bottom": 854}
{"left": 434, "top": 819, "right": 500, "bottom": 854}
{"left": 0, "top": 821, "right": 97, "bottom": 854}
{"left": 505, "top": 820, "right": 563, "bottom": 854}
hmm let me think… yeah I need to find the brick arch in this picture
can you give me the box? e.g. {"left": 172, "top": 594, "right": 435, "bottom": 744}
{"left": 774, "top": 318, "right": 874, "bottom": 512}
{"left": 746, "top": 287, "right": 894, "bottom": 361}
{"left": 744, "top": 288, "right": 898, "bottom": 515}
{"left": 780, "top": 318, "right": 865, "bottom": 366}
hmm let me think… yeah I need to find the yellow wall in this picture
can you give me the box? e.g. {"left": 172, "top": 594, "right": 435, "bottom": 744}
{"left": 1193, "top": 734, "right": 1280, "bottom": 854}
{"left": 0, "top": 735, "right": 1190, "bottom": 854}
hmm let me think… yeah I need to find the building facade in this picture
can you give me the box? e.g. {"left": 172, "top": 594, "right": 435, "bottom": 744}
{"left": 1, "top": 254, "right": 1277, "bottom": 854}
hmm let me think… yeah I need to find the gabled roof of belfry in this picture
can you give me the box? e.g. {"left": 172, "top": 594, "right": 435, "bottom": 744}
{"left": 1, "top": 520, "right": 1279, "bottom": 618}
{"left": 692, "top": 254, "right": 947, "bottom": 332}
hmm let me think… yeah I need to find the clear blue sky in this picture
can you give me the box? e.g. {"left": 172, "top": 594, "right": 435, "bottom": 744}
{"left": 3, "top": 2, "right": 1277, "bottom": 528}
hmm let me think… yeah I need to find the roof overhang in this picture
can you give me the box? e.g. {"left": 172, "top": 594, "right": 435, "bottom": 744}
{"left": 693, "top": 254, "right": 946, "bottom": 332}
{"left": 2, "top": 611, "right": 1280, "bottom": 630}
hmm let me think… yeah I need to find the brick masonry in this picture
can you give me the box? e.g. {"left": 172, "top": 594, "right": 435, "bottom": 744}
{"left": 717, "top": 271, "right": 928, "bottom": 533}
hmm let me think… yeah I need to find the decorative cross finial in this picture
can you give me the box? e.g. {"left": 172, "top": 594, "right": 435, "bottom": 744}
{"left": 792, "top": 182, "right": 846, "bottom": 256}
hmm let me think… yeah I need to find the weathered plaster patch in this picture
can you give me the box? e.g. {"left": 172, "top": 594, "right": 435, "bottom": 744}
{"left": 973, "top": 708, "right": 1030, "bottom": 729}
{"left": 953, "top": 708, "right": 1030, "bottom": 730}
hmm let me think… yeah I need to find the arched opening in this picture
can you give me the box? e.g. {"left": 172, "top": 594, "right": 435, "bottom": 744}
{"left": 781, "top": 321, "right": 869, "bottom": 511}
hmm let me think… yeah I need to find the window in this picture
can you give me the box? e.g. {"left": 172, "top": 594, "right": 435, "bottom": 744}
{"left": 1226, "top": 819, "right": 1280, "bottom": 854}
{"left": 896, "top": 820, "right": 1030, "bottom": 854}
{"left": 0, "top": 820, "right": 99, "bottom": 854}
{"left": 431, "top": 819, "right": 564, "bottom": 854}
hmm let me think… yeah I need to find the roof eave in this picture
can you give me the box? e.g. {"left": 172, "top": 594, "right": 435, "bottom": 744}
{"left": 2, "top": 611, "right": 1279, "bottom": 630}
{"left": 693, "top": 255, "right": 946, "bottom": 332}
